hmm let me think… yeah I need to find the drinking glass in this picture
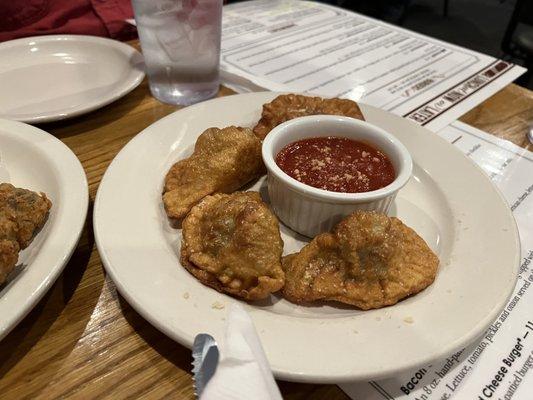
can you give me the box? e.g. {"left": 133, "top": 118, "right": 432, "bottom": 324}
{"left": 132, "top": 0, "right": 223, "bottom": 105}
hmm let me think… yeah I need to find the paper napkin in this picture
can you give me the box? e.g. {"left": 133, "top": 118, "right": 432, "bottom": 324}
{"left": 200, "top": 304, "right": 282, "bottom": 400}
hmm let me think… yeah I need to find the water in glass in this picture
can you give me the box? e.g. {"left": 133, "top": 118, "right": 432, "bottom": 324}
{"left": 132, "top": 0, "right": 222, "bottom": 105}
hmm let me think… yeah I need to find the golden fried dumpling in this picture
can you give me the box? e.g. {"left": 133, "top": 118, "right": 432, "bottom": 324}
{"left": 253, "top": 94, "right": 365, "bottom": 140}
{"left": 0, "top": 183, "right": 52, "bottom": 285}
{"left": 282, "top": 211, "right": 439, "bottom": 310}
{"left": 181, "top": 192, "right": 284, "bottom": 300}
{"left": 163, "top": 126, "right": 264, "bottom": 220}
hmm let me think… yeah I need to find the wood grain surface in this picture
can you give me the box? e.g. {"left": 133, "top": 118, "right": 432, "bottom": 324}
{"left": 0, "top": 41, "right": 532, "bottom": 399}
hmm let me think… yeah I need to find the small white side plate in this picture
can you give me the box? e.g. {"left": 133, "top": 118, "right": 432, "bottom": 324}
{"left": 0, "top": 119, "right": 88, "bottom": 340}
{"left": 94, "top": 92, "right": 519, "bottom": 383}
{"left": 0, "top": 35, "right": 145, "bottom": 123}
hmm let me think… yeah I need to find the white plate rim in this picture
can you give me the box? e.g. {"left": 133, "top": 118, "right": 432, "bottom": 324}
{"left": 0, "top": 118, "right": 89, "bottom": 340}
{"left": 94, "top": 92, "right": 520, "bottom": 383}
{"left": 0, "top": 35, "right": 145, "bottom": 123}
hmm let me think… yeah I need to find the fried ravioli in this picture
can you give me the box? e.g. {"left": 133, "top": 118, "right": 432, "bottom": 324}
{"left": 0, "top": 183, "right": 52, "bottom": 285}
{"left": 0, "top": 239, "right": 19, "bottom": 285}
{"left": 181, "top": 192, "right": 284, "bottom": 300}
{"left": 282, "top": 211, "right": 439, "bottom": 310}
{"left": 253, "top": 94, "right": 365, "bottom": 140}
{"left": 163, "top": 126, "right": 264, "bottom": 220}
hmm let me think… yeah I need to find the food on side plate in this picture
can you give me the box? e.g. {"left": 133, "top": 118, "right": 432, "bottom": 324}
{"left": 276, "top": 136, "right": 395, "bottom": 193}
{"left": 163, "top": 126, "right": 264, "bottom": 220}
{"left": 0, "top": 240, "right": 18, "bottom": 286}
{"left": 253, "top": 94, "right": 365, "bottom": 140}
{"left": 180, "top": 191, "right": 284, "bottom": 300}
{"left": 282, "top": 211, "right": 439, "bottom": 310}
{"left": 0, "top": 183, "right": 52, "bottom": 285}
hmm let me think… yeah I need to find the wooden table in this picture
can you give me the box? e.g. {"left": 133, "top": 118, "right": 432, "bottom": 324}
{"left": 1, "top": 46, "right": 532, "bottom": 400}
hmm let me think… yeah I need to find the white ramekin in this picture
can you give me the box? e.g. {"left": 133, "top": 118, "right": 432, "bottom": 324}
{"left": 262, "top": 115, "right": 413, "bottom": 238}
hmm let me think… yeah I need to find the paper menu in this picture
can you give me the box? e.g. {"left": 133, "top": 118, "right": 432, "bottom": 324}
{"left": 340, "top": 121, "right": 533, "bottom": 400}
{"left": 221, "top": 0, "right": 526, "bottom": 132}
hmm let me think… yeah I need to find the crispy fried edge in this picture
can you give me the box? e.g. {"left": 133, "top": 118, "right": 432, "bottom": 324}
{"left": 162, "top": 127, "right": 264, "bottom": 221}
{"left": 180, "top": 193, "right": 284, "bottom": 301}
{"left": 253, "top": 94, "right": 365, "bottom": 140}
{"left": 281, "top": 213, "right": 439, "bottom": 310}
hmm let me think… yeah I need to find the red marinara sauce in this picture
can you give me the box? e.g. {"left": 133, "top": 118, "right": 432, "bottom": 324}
{"left": 275, "top": 136, "right": 395, "bottom": 193}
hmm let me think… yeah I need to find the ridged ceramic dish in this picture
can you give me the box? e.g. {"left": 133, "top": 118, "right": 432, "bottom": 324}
{"left": 262, "top": 115, "right": 412, "bottom": 237}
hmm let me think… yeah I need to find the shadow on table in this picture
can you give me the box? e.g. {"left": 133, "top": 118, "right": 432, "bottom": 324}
{"left": 0, "top": 205, "right": 99, "bottom": 380}
{"left": 118, "top": 294, "right": 194, "bottom": 375}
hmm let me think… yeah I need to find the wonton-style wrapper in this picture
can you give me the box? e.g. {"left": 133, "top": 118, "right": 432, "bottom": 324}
{"left": 0, "top": 183, "right": 52, "bottom": 284}
{"left": 181, "top": 192, "right": 284, "bottom": 301}
{"left": 253, "top": 94, "right": 365, "bottom": 140}
{"left": 163, "top": 126, "right": 264, "bottom": 220}
{"left": 282, "top": 211, "right": 439, "bottom": 310}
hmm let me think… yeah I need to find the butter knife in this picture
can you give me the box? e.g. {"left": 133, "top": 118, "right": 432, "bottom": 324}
{"left": 192, "top": 333, "right": 219, "bottom": 398}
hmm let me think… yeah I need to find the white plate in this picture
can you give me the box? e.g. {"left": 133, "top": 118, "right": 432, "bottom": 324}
{"left": 94, "top": 92, "right": 519, "bottom": 383}
{"left": 0, "top": 119, "right": 88, "bottom": 340}
{"left": 0, "top": 35, "right": 144, "bottom": 123}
